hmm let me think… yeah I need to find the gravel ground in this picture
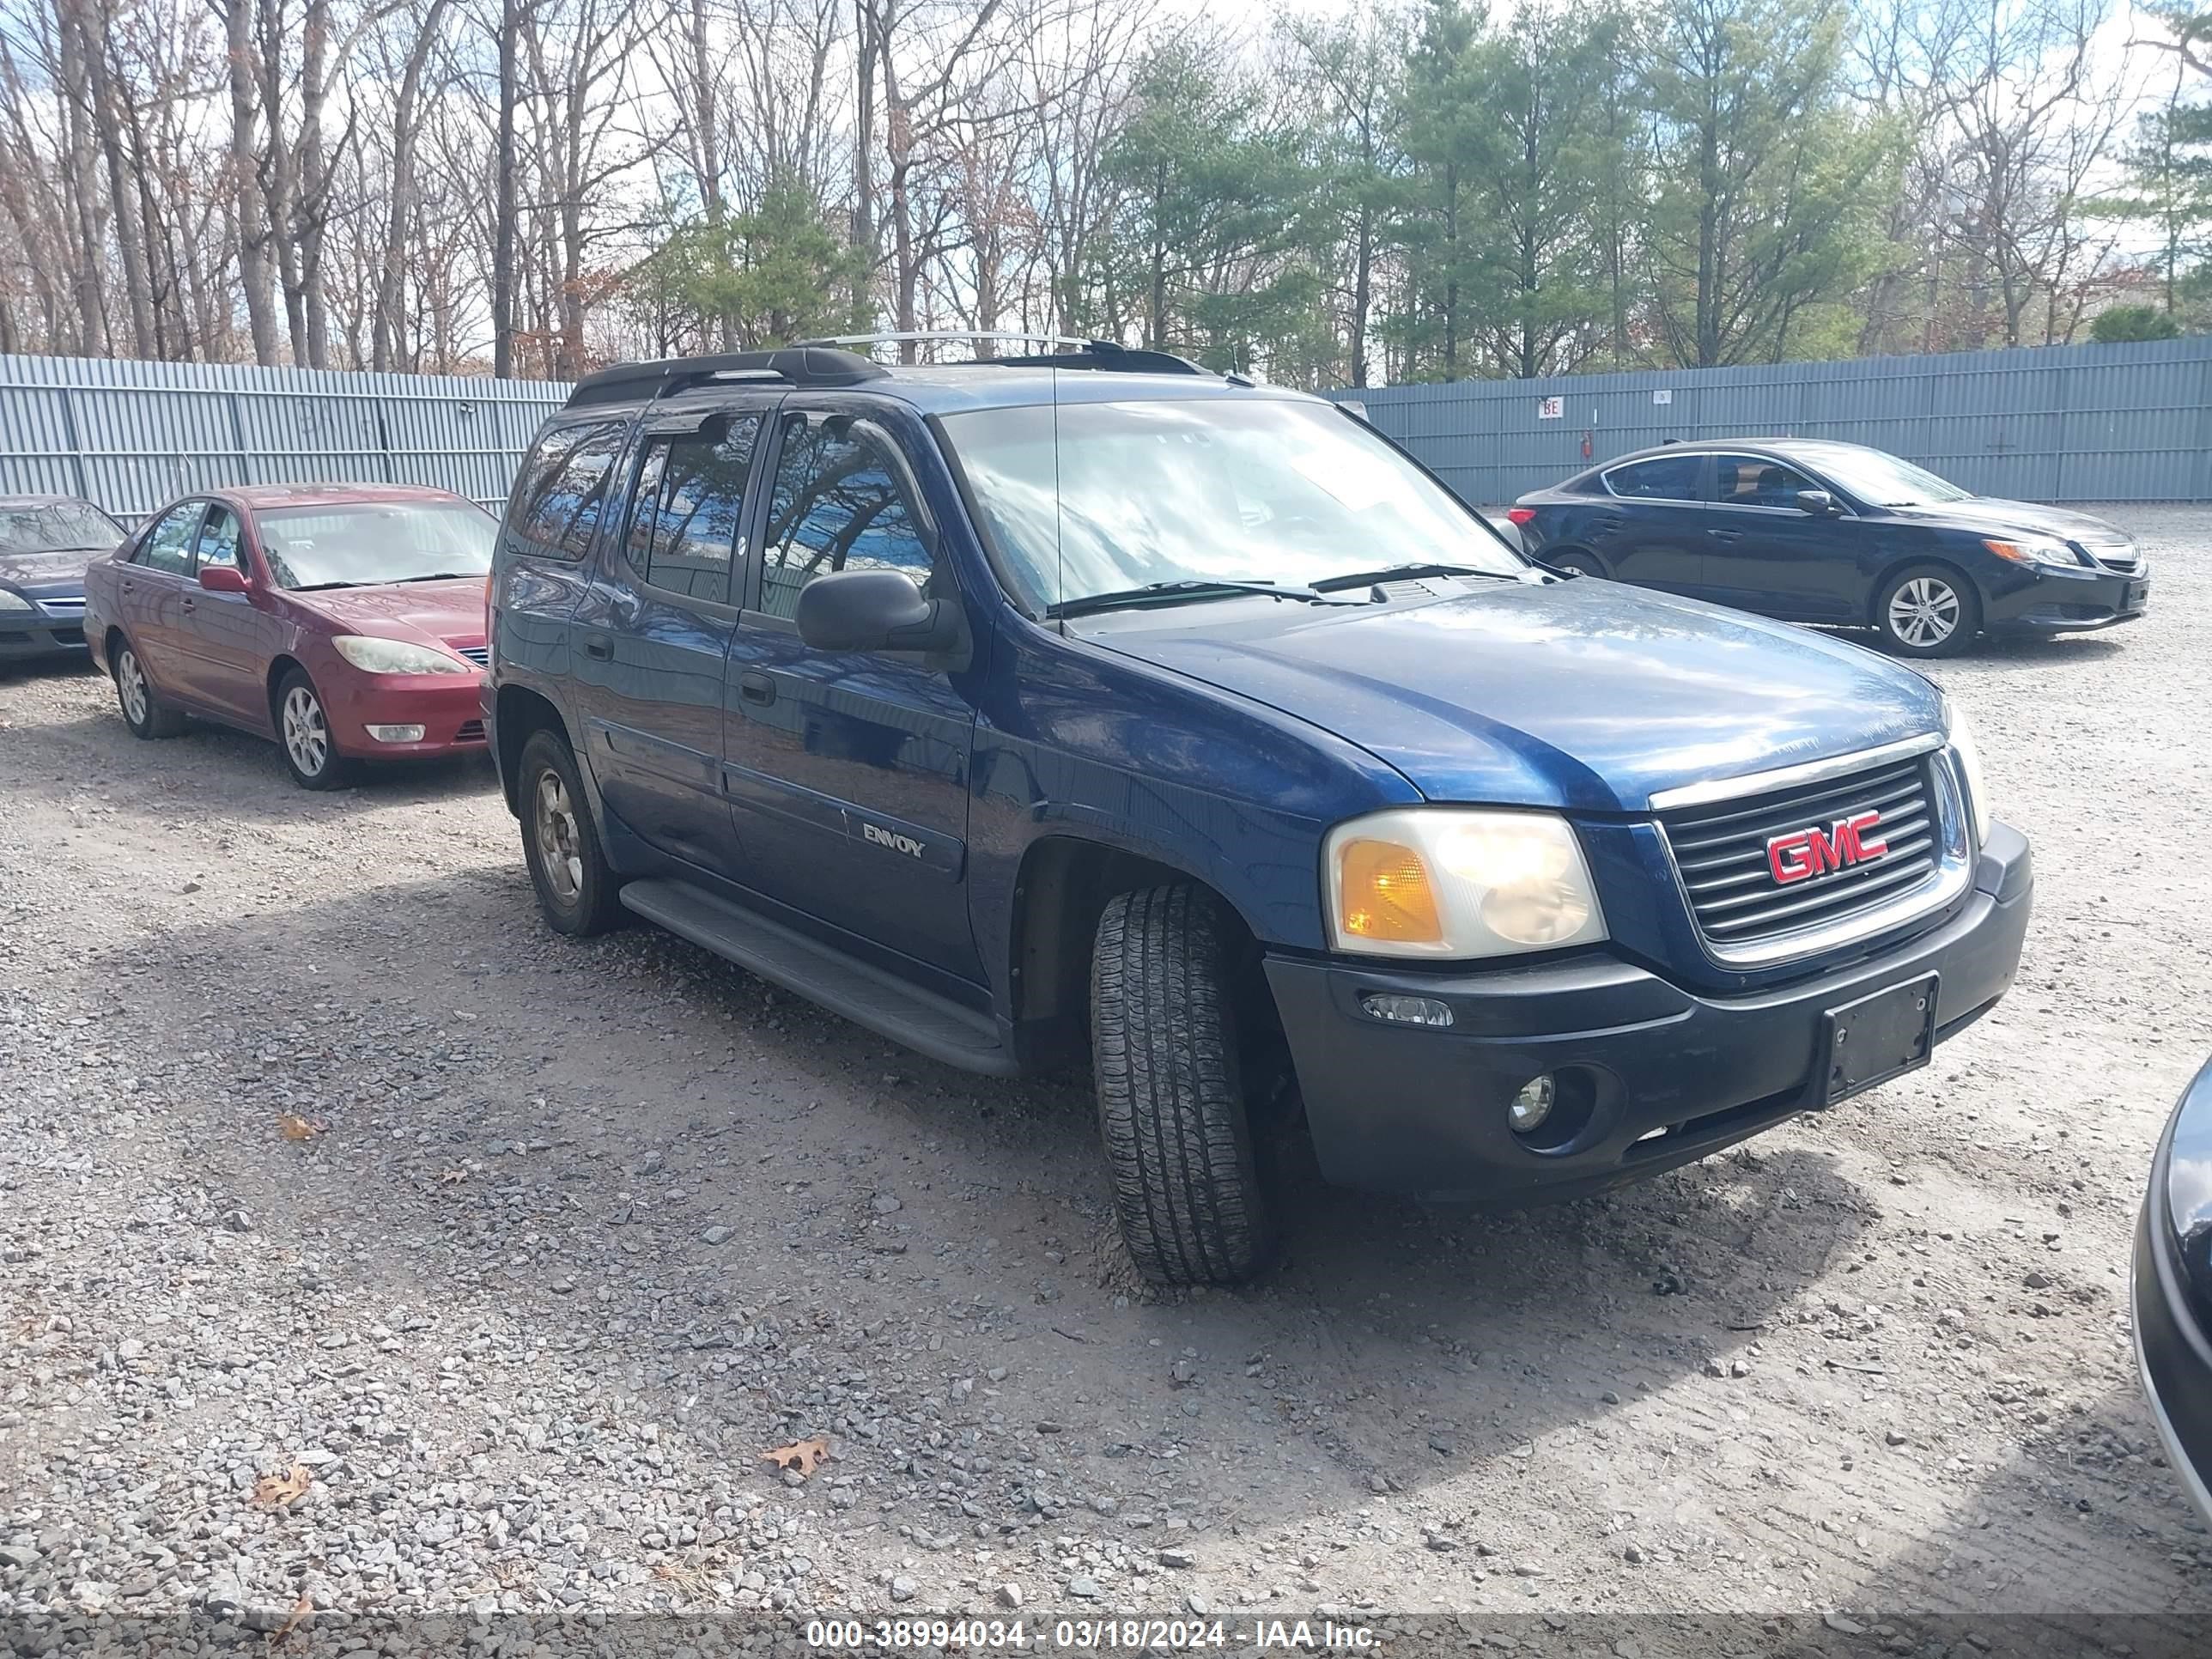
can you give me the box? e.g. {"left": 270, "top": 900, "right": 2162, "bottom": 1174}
{"left": 3, "top": 507, "right": 2209, "bottom": 1653}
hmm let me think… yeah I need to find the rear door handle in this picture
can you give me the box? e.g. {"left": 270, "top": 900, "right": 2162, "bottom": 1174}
{"left": 738, "top": 672, "right": 776, "bottom": 707}
{"left": 580, "top": 631, "right": 613, "bottom": 661}
{"left": 1708, "top": 528, "right": 1745, "bottom": 541}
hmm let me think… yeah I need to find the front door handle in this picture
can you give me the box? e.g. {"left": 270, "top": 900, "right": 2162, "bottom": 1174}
{"left": 1707, "top": 527, "right": 1746, "bottom": 542}
{"left": 738, "top": 672, "right": 776, "bottom": 707}
{"left": 580, "top": 631, "right": 613, "bottom": 661}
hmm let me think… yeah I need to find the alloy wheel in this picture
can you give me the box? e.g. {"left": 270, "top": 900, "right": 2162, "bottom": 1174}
{"left": 282, "top": 685, "right": 329, "bottom": 777}
{"left": 117, "top": 650, "right": 148, "bottom": 726}
{"left": 1887, "top": 577, "right": 1961, "bottom": 649}
{"left": 534, "top": 770, "right": 585, "bottom": 903}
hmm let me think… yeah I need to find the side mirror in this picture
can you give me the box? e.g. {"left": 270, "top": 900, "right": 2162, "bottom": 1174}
{"left": 795, "top": 568, "right": 964, "bottom": 661}
{"left": 198, "top": 563, "right": 249, "bottom": 594}
{"left": 1796, "top": 489, "right": 1840, "bottom": 516}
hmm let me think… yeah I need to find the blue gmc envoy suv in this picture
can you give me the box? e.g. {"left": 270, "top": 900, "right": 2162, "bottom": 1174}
{"left": 483, "top": 339, "right": 2033, "bottom": 1286}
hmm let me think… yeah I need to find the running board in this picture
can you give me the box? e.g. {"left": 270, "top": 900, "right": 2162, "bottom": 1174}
{"left": 617, "top": 878, "right": 1017, "bottom": 1076}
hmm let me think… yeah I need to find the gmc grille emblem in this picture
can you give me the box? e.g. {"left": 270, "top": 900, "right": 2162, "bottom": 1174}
{"left": 1766, "top": 810, "right": 1887, "bottom": 885}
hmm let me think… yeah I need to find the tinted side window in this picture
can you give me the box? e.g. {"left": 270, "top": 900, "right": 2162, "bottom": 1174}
{"left": 1715, "top": 454, "right": 1814, "bottom": 508}
{"left": 1606, "top": 457, "right": 1704, "bottom": 501}
{"left": 138, "top": 504, "right": 204, "bottom": 575}
{"left": 195, "top": 506, "right": 243, "bottom": 571}
{"left": 509, "top": 422, "right": 625, "bottom": 560}
{"left": 621, "top": 416, "right": 760, "bottom": 605}
{"left": 759, "top": 418, "right": 931, "bottom": 623}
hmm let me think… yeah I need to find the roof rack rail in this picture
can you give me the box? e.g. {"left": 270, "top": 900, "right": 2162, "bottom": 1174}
{"left": 799, "top": 330, "right": 1094, "bottom": 352}
{"left": 797, "top": 330, "right": 1210, "bottom": 377}
{"left": 563, "top": 347, "right": 887, "bottom": 409}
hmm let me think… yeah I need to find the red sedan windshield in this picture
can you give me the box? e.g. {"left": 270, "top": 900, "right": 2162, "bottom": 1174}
{"left": 257, "top": 501, "right": 495, "bottom": 591}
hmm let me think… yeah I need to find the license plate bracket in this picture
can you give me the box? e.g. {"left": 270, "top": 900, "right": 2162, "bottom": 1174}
{"left": 1820, "top": 974, "right": 1939, "bottom": 1105}
{"left": 2125, "top": 580, "right": 2149, "bottom": 609}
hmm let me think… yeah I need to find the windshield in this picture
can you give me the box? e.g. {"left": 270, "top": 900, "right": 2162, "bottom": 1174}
{"left": 0, "top": 501, "right": 122, "bottom": 556}
{"left": 1792, "top": 445, "right": 1973, "bottom": 507}
{"left": 257, "top": 501, "right": 496, "bottom": 590}
{"left": 941, "top": 397, "right": 1525, "bottom": 611}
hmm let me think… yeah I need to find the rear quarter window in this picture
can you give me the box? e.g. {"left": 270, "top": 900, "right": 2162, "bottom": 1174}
{"left": 1604, "top": 456, "right": 1705, "bottom": 501}
{"left": 505, "top": 421, "right": 628, "bottom": 561}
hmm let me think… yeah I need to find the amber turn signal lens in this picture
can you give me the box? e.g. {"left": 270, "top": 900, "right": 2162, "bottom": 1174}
{"left": 1337, "top": 838, "right": 1443, "bottom": 945}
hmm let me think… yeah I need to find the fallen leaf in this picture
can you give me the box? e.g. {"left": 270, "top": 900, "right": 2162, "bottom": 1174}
{"left": 271, "top": 1595, "right": 314, "bottom": 1642}
{"left": 252, "top": 1463, "right": 313, "bottom": 1509}
{"left": 439, "top": 1168, "right": 467, "bottom": 1184}
{"left": 277, "top": 1115, "right": 322, "bottom": 1142}
{"left": 762, "top": 1435, "right": 830, "bottom": 1477}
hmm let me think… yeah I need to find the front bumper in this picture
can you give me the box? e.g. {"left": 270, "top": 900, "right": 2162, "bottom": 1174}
{"left": 2133, "top": 1060, "right": 2212, "bottom": 1525}
{"left": 0, "top": 606, "right": 88, "bottom": 657}
{"left": 1984, "top": 563, "right": 2148, "bottom": 635}
{"left": 319, "top": 669, "right": 489, "bottom": 759}
{"left": 1267, "top": 820, "right": 2032, "bottom": 1201}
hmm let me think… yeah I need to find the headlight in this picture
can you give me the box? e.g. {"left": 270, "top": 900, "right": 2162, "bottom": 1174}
{"left": 1983, "top": 536, "right": 2082, "bottom": 570}
{"left": 330, "top": 635, "right": 471, "bottom": 675}
{"left": 0, "top": 587, "right": 33, "bottom": 612}
{"left": 1943, "top": 700, "right": 1990, "bottom": 851}
{"left": 1324, "top": 808, "right": 1607, "bottom": 959}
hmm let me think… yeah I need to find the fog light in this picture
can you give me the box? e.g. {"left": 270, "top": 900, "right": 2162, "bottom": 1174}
{"left": 1508, "top": 1074, "right": 1556, "bottom": 1133}
{"left": 364, "top": 723, "right": 426, "bottom": 744}
{"left": 1358, "top": 992, "right": 1453, "bottom": 1028}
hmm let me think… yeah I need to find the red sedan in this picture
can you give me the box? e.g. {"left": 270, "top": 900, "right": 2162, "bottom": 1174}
{"left": 82, "top": 485, "right": 495, "bottom": 789}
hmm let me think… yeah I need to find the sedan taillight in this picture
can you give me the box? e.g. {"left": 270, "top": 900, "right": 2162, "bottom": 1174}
{"left": 1507, "top": 507, "right": 1538, "bottom": 526}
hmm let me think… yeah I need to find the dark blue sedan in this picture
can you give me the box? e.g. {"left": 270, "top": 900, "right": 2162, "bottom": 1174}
{"left": 1510, "top": 440, "right": 2149, "bottom": 658}
{"left": 0, "top": 494, "right": 124, "bottom": 661}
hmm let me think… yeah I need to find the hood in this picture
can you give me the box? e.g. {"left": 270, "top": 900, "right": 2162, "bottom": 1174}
{"left": 0, "top": 546, "right": 100, "bottom": 593}
{"left": 1889, "top": 496, "right": 2129, "bottom": 547}
{"left": 1078, "top": 578, "right": 1946, "bottom": 811}
{"left": 290, "top": 577, "right": 485, "bottom": 648}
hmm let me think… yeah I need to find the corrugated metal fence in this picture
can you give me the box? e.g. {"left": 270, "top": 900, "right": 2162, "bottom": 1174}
{"left": 9, "top": 338, "right": 2206, "bottom": 520}
{"left": 1332, "top": 336, "right": 2212, "bottom": 505}
{"left": 0, "top": 354, "right": 573, "bottom": 521}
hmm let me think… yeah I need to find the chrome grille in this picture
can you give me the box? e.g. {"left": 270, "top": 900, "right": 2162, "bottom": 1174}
{"left": 1662, "top": 757, "right": 1939, "bottom": 948}
{"left": 2082, "top": 541, "right": 2141, "bottom": 574}
{"left": 37, "top": 596, "right": 86, "bottom": 617}
{"left": 454, "top": 719, "right": 486, "bottom": 742}
{"left": 454, "top": 645, "right": 489, "bottom": 667}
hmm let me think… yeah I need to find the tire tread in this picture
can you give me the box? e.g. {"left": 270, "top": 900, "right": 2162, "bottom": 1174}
{"left": 1091, "top": 884, "right": 1268, "bottom": 1285}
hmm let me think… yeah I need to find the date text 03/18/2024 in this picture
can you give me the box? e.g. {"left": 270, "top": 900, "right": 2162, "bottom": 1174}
{"left": 802, "top": 1619, "right": 1378, "bottom": 1650}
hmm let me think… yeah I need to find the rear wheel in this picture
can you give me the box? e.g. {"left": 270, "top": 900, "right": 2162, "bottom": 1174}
{"left": 112, "top": 639, "right": 185, "bottom": 739}
{"left": 1544, "top": 551, "right": 1606, "bottom": 580}
{"left": 1875, "top": 564, "right": 1979, "bottom": 659}
{"left": 519, "top": 727, "right": 623, "bottom": 936}
{"left": 1091, "top": 884, "right": 1272, "bottom": 1286}
{"left": 276, "top": 670, "right": 354, "bottom": 789}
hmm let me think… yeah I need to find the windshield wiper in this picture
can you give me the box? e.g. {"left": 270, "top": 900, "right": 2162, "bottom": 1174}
{"left": 1311, "top": 562, "right": 1520, "bottom": 592}
{"left": 290, "top": 580, "right": 359, "bottom": 592}
{"left": 393, "top": 571, "right": 479, "bottom": 583}
{"left": 1047, "top": 580, "right": 1358, "bottom": 619}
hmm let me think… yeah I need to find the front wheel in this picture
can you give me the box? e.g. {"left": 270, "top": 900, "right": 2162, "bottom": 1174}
{"left": 276, "top": 669, "right": 355, "bottom": 789}
{"left": 1091, "top": 884, "right": 1273, "bottom": 1286}
{"left": 518, "top": 727, "right": 623, "bottom": 936}
{"left": 1544, "top": 551, "right": 1606, "bottom": 580}
{"left": 1875, "top": 565, "right": 1980, "bottom": 659}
